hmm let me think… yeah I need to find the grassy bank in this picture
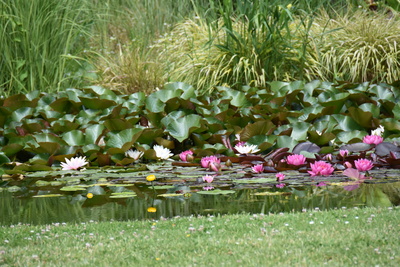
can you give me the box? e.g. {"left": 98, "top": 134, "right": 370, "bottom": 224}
{"left": 1, "top": 207, "right": 399, "bottom": 266}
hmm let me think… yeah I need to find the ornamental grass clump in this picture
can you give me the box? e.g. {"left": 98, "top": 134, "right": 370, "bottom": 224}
{"left": 306, "top": 9, "right": 400, "bottom": 83}
{"left": 157, "top": 2, "right": 312, "bottom": 93}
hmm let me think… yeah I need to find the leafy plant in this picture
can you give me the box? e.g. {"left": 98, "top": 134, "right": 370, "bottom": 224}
{"left": 306, "top": 8, "right": 400, "bottom": 83}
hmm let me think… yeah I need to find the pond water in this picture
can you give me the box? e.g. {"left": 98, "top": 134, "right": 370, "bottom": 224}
{"left": 1, "top": 172, "right": 399, "bottom": 225}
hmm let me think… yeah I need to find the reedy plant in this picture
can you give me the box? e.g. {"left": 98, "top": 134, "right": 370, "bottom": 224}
{"left": 88, "top": 0, "right": 201, "bottom": 94}
{"left": 158, "top": 0, "right": 314, "bottom": 94}
{"left": 0, "top": 0, "right": 91, "bottom": 97}
{"left": 306, "top": 8, "right": 400, "bottom": 83}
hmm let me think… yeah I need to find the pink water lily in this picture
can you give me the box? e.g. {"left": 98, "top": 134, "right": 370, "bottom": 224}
{"left": 308, "top": 161, "right": 334, "bottom": 177}
{"left": 252, "top": 164, "right": 264, "bottom": 173}
{"left": 179, "top": 150, "right": 193, "bottom": 162}
{"left": 200, "top": 156, "right": 220, "bottom": 168}
{"left": 354, "top": 158, "right": 374, "bottom": 172}
{"left": 61, "top": 156, "right": 88, "bottom": 170}
{"left": 362, "top": 135, "right": 383, "bottom": 145}
{"left": 276, "top": 173, "right": 285, "bottom": 181}
{"left": 339, "top": 149, "right": 349, "bottom": 157}
{"left": 287, "top": 154, "right": 306, "bottom": 166}
{"left": 202, "top": 175, "right": 214, "bottom": 183}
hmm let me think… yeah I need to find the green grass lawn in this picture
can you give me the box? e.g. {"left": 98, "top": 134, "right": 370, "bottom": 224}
{"left": 0, "top": 207, "right": 399, "bottom": 266}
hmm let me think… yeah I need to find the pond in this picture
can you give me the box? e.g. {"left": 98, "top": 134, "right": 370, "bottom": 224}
{"left": 1, "top": 164, "right": 400, "bottom": 225}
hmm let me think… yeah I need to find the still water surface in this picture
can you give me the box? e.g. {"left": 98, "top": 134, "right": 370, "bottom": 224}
{"left": 1, "top": 181, "right": 399, "bottom": 225}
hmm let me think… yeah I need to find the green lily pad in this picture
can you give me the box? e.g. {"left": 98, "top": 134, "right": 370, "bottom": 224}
{"left": 109, "top": 192, "right": 137, "bottom": 198}
{"left": 197, "top": 189, "right": 235, "bottom": 195}
{"left": 60, "top": 186, "right": 87, "bottom": 191}
{"left": 33, "top": 194, "right": 63, "bottom": 198}
{"left": 233, "top": 178, "right": 276, "bottom": 184}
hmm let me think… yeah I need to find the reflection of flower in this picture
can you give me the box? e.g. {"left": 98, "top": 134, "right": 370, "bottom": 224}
{"left": 147, "top": 207, "right": 157, "bottom": 213}
{"left": 252, "top": 164, "right": 264, "bottom": 174}
{"left": 308, "top": 161, "right": 334, "bottom": 176}
{"left": 276, "top": 173, "right": 285, "bottom": 181}
{"left": 202, "top": 175, "right": 214, "bottom": 183}
{"left": 179, "top": 150, "right": 193, "bottom": 161}
{"left": 146, "top": 175, "right": 156, "bottom": 181}
{"left": 343, "top": 168, "right": 368, "bottom": 180}
{"left": 287, "top": 154, "right": 306, "bottom": 166}
{"left": 276, "top": 183, "right": 285, "bottom": 188}
{"left": 354, "top": 159, "right": 374, "bottom": 172}
{"left": 125, "top": 149, "right": 144, "bottom": 161}
{"left": 203, "top": 186, "right": 214, "bottom": 191}
{"left": 154, "top": 145, "right": 173, "bottom": 160}
{"left": 234, "top": 143, "right": 260, "bottom": 154}
{"left": 315, "top": 182, "right": 327, "bottom": 187}
{"left": 61, "top": 156, "right": 88, "bottom": 170}
{"left": 200, "top": 156, "right": 220, "bottom": 168}
{"left": 362, "top": 135, "right": 383, "bottom": 145}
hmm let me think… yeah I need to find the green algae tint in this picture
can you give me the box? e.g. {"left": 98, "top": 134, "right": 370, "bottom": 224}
{"left": 1, "top": 167, "right": 399, "bottom": 225}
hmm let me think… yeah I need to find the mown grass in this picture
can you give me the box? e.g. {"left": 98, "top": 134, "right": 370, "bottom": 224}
{"left": 1, "top": 207, "right": 399, "bottom": 266}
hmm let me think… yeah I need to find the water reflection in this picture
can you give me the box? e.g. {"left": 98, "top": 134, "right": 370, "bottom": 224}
{"left": 1, "top": 182, "right": 399, "bottom": 225}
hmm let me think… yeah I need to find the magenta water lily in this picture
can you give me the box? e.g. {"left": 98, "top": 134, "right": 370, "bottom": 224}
{"left": 308, "top": 161, "right": 334, "bottom": 177}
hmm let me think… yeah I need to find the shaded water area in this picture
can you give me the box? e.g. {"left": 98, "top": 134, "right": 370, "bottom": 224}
{"left": 1, "top": 165, "right": 400, "bottom": 225}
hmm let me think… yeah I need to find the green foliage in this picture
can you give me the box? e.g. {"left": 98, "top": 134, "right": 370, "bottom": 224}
{"left": 0, "top": 0, "right": 93, "bottom": 96}
{"left": 1, "top": 81, "right": 400, "bottom": 171}
{"left": 1, "top": 207, "right": 399, "bottom": 265}
{"left": 306, "top": 9, "right": 400, "bottom": 83}
{"left": 158, "top": 1, "right": 314, "bottom": 93}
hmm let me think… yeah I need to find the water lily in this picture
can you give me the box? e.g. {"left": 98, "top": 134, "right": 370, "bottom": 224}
{"left": 200, "top": 156, "right": 220, "bottom": 168}
{"left": 252, "top": 164, "right": 264, "bottom": 174}
{"left": 286, "top": 154, "right": 306, "bottom": 166}
{"left": 125, "top": 149, "right": 144, "bottom": 161}
{"left": 354, "top": 158, "right": 374, "bottom": 172}
{"left": 153, "top": 145, "right": 173, "bottom": 160}
{"left": 179, "top": 150, "right": 193, "bottom": 162}
{"left": 202, "top": 175, "right": 214, "bottom": 183}
{"left": 234, "top": 143, "right": 260, "bottom": 154}
{"left": 146, "top": 174, "right": 156, "bottom": 182}
{"left": 343, "top": 168, "right": 368, "bottom": 180}
{"left": 276, "top": 173, "right": 285, "bottom": 181}
{"left": 339, "top": 149, "right": 349, "bottom": 158}
{"left": 308, "top": 161, "right": 334, "bottom": 176}
{"left": 362, "top": 135, "right": 383, "bottom": 145}
{"left": 371, "top": 125, "right": 384, "bottom": 136}
{"left": 61, "top": 156, "right": 88, "bottom": 170}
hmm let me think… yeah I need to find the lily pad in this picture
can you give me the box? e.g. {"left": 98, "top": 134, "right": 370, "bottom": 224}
{"left": 197, "top": 189, "right": 235, "bottom": 195}
{"left": 33, "top": 194, "right": 63, "bottom": 198}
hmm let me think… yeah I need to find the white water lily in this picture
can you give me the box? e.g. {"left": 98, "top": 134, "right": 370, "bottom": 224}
{"left": 234, "top": 143, "right": 260, "bottom": 154}
{"left": 153, "top": 145, "right": 173, "bottom": 160}
{"left": 371, "top": 125, "right": 384, "bottom": 136}
{"left": 61, "top": 156, "right": 88, "bottom": 170}
{"left": 125, "top": 149, "right": 144, "bottom": 161}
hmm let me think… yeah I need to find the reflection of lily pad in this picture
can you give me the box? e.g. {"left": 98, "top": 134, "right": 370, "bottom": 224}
{"left": 197, "top": 189, "right": 235, "bottom": 195}
{"left": 233, "top": 178, "right": 276, "bottom": 184}
{"left": 158, "top": 193, "right": 184, "bottom": 197}
{"left": 153, "top": 185, "right": 175, "bottom": 190}
{"left": 252, "top": 191, "right": 290, "bottom": 196}
{"left": 7, "top": 186, "right": 21, "bottom": 192}
{"left": 60, "top": 186, "right": 87, "bottom": 191}
{"left": 33, "top": 194, "right": 63, "bottom": 198}
{"left": 109, "top": 192, "right": 137, "bottom": 198}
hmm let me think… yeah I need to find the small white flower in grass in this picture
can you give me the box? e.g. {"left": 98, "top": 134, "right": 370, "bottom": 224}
{"left": 153, "top": 145, "right": 173, "bottom": 160}
{"left": 125, "top": 149, "right": 144, "bottom": 161}
{"left": 61, "top": 156, "right": 88, "bottom": 170}
{"left": 234, "top": 143, "right": 260, "bottom": 154}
